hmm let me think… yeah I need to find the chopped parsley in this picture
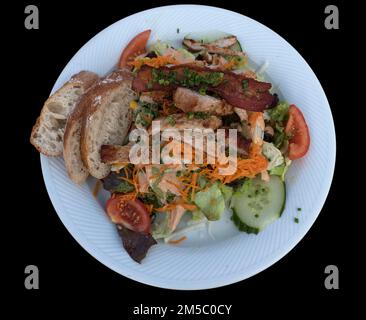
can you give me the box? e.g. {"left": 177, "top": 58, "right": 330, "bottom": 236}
{"left": 135, "top": 116, "right": 149, "bottom": 127}
{"left": 152, "top": 68, "right": 224, "bottom": 88}
{"left": 134, "top": 101, "right": 160, "bottom": 127}
{"left": 198, "top": 87, "right": 207, "bottom": 95}
{"left": 183, "top": 68, "right": 224, "bottom": 87}
{"left": 158, "top": 78, "right": 170, "bottom": 86}
{"left": 176, "top": 28, "right": 180, "bottom": 34}
{"left": 242, "top": 79, "right": 249, "bottom": 90}
{"left": 297, "top": 207, "right": 302, "bottom": 212}
{"left": 294, "top": 217, "right": 299, "bottom": 223}
{"left": 152, "top": 69, "right": 178, "bottom": 86}
{"left": 186, "top": 111, "right": 210, "bottom": 120}
{"left": 186, "top": 112, "right": 194, "bottom": 120}
{"left": 166, "top": 115, "right": 176, "bottom": 126}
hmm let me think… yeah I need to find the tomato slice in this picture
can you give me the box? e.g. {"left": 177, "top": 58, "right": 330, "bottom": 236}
{"left": 285, "top": 104, "right": 310, "bottom": 160}
{"left": 106, "top": 196, "right": 151, "bottom": 234}
{"left": 118, "top": 29, "right": 151, "bottom": 68}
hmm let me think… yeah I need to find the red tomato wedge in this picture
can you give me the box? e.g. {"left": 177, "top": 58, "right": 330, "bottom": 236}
{"left": 285, "top": 104, "right": 310, "bottom": 160}
{"left": 118, "top": 29, "right": 151, "bottom": 68}
{"left": 106, "top": 196, "right": 151, "bottom": 234}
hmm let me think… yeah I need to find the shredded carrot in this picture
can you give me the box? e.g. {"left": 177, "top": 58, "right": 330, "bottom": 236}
{"left": 207, "top": 143, "right": 268, "bottom": 184}
{"left": 154, "top": 200, "right": 196, "bottom": 213}
{"left": 178, "top": 202, "right": 197, "bottom": 211}
{"left": 154, "top": 203, "right": 177, "bottom": 212}
{"left": 223, "top": 59, "right": 236, "bottom": 70}
{"left": 114, "top": 192, "right": 137, "bottom": 202}
{"left": 130, "top": 55, "right": 179, "bottom": 69}
{"left": 114, "top": 140, "right": 267, "bottom": 217}
{"left": 119, "top": 176, "right": 135, "bottom": 185}
{"left": 250, "top": 143, "right": 262, "bottom": 157}
{"left": 168, "top": 236, "right": 187, "bottom": 244}
{"left": 135, "top": 174, "right": 141, "bottom": 191}
{"left": 123, "top": 166, "right": 129, "bottom": 179}
{"left": 248, "top": 112, "right": 262, "bottom": 128}
{"left": 145, "top": 204, "right": 154, "bottom": 214}
{"left": 191, "top": 172, "right": 198, "bottom": 199}
{"left": 169, "top": 180, "right": 183, "bottom": 190}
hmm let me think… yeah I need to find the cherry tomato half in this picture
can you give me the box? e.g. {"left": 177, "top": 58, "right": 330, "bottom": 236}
{"left": 285, "top": 104, "right": 310, "bottom": 160}
{"left": 106, "top": 196, "right": 151, "bottom": 234}
{"left": 118, "top": 29, "right": 151, "bottom": 68}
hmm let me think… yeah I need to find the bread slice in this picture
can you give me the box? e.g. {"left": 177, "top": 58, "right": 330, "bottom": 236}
{"left": 30, "top": 71, "right": 99, "bottom": 156}
{"left": 63, "top": 81, "right": 99, "bottom": 184}
{"left": 80, "top": 69, "right": 137, "bottom": 179}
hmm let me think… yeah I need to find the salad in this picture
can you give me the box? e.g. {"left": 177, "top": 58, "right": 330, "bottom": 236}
{"left": 101, "top": 30, "right": 310, "bottom": 262}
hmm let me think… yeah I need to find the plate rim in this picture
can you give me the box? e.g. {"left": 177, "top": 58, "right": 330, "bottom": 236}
{"left": 40, "top": 4, "right": 336, "bottom": 290}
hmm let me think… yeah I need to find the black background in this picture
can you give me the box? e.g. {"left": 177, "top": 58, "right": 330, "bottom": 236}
{"left": 6, "top": 0, "right": 355, "bottom": 316}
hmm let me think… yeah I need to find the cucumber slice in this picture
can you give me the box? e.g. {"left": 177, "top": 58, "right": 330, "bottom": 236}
{"left": 184, "top": 31, "right": 232, "bottom": 44}
{"left": 231, "top": 176, "right": 286, "bottom": 233}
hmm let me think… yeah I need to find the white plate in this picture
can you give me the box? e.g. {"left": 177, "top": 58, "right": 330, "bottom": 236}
{"left": 41, "top": 5, "right": 336, "bottom": 290}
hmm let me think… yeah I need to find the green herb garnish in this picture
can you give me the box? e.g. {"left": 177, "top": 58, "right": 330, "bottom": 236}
{"left": 152, "top": 69, "right": 178, "bottom": 87}
{"left": 199, "top": 87, "right": 207, "bottom": 95}
{"left": 166, "top": 115, "right": 176, "bottom": 126}
{"left": 242, "top": 79, "right": 249, "bottom": 90}
{"left": 186, "top": 111, "right": 209, "bottom": 120}
{"left": 134, "top": 101, "right": 160, "bottom": 127}
{"left": 181, "top": 68, "right": 224, "bottom": 87}
{"left": 294, "top": 217, "right": 299, "bottom": 223}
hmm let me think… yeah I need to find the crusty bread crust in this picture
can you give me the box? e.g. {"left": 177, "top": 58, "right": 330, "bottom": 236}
{"left": 30, "top": 71, "right": 99, "bottom": 156}
{"left": 80, "top": 69, "right": 137, "bottom": 179}
{"left": 63, "top": 80, "right": 100, "bottom": 184}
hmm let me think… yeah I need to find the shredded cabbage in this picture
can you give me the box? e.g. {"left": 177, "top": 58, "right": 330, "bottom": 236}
{"left": 262, "top": 142, "right": 284, "bottom": 170}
